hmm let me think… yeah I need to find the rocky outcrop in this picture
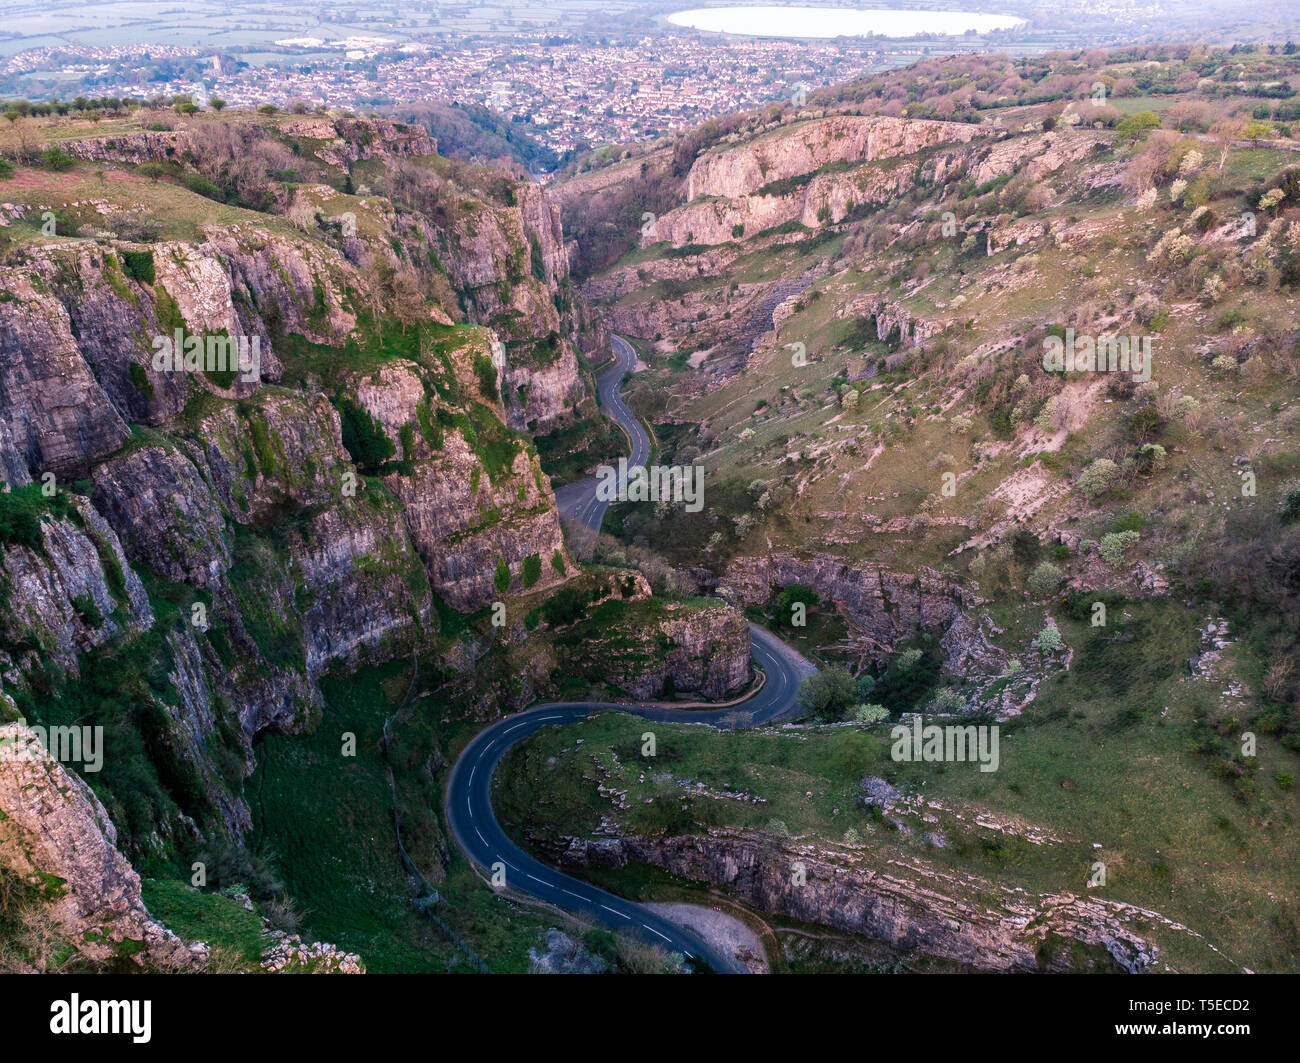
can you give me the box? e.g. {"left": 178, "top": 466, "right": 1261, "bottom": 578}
{"left": 648, "top": 161, "right": 912, "bottom": 248}
{"left": 0, "top": 714, "right": 203, "bottom": 971}
{"left": 0, "top": 270, "right": 130, "bottom": 483}
{"left": 64, "top": 116, "right": 436, "bottom": 169}
{"left": 642, "top": 117, "right": 990, "bottom": 249}
{"left": 563, "top": 828, "right": 1157, "bottom": 973}
{"left": 0, "top": 497, "right": 152, "bottom": 680}
{"left": 685, "top": 115, "right": 987, "bottom": 202}
{"left": 833, "top": 292, "right": 943, "bottom": 351}
{"left": 720, "top": 552, "right": 969, "bottom": 659}
{"left": 350, "top": 357, "right": 569, "bottom": 610}
{"left": 589, "top": 601, "right": 751, "bottom": 700}
{"left": 655, "top": 604, "right": 753, "bottom": 699}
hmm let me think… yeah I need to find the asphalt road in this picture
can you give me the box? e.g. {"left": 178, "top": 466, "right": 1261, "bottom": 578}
{"left": 444, "top": 624, "right": 816, "bottom": 974}
{"left": 444, "top": 335, "right": 817, "bottom": 973}
{"left": 553, "top": 334, "right": 650, "bottom": 532}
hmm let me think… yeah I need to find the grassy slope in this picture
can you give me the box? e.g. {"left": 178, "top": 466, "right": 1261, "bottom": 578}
{"left": 499, "top": 605, "right": 1300, "bottom": 973}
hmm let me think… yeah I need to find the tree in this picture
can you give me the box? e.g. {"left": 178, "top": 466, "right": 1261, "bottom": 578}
{"left": 1115, "top": 110, "right": 1161, "bottom": 141}
{"left": 774, "top": 584, "right": 818, "bottom": 627}
{"left": 1241, "top": 120, "right": 1274, "bottom": 145}
{"left": 390, "top": 270, "right": 425, "bottom": 335}
{"left": 367, "top": 257, "right": 397, "bottom": 324}
{"left": 209, "top": 97, "right": 227, "bottom": 111}
{"left": 522, "top": 552, "right": 542, "bottom": 588}
{"left": 796, "top": 667, "right": 857, "bottom": 720}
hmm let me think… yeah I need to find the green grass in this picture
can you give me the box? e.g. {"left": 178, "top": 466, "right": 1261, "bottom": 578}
{"left": 499, "top": 596, "right": 1300, "bottom": 975}
{"left": 141, "top": 879, "right": 266, "bottom": 963}
{"left": 248, "top": 659, "right": 582, "bottom": 972}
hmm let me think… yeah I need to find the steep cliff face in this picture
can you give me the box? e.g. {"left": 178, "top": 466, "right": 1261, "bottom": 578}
{"left": 0, "top": 715, "right": 202, "bottom": 971}
{"left": 562, "top": 828, "right": 1157, "bottom": 973}
{"left": 0, "top": 496, "right": 153, "bottom": 679}
{"left": 439, "top": 183, "right": 585, "bottom": 433}
{"left": 65, "top": 115, "right": 437, "bottom": 168}
{"left": 0, "top": 269, "right": 131, "bottom": 482}
{"left": 685, "top": 115, "right": 987, "bottom": 202}
{"left": 353, "top": 357, "right": 567, "bottom": 609}
{"left": 720, "top": 551, "right": 971, "bottom": 658}
{"left": 639, "top": 116, "right": 987, "bottom": 249}
{"left": 563, "top": 598, "right": 753, "bottom": 700}
{"left": 0, "top": 125, "right": 586, "bottom": 850}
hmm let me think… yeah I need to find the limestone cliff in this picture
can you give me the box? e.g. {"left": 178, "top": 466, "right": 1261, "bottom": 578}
{"left": 561, "top": 827, "right": 1158, "bottom": 973}
{"left": 0, "top": 715, "right": 202, "bottom": 971}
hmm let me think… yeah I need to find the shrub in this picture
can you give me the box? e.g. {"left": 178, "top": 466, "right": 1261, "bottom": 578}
{"left": 1098, "top": 530, "right": 1140, "bottom": 566}
{"left": 928, "top": 687, "right": 967, "bottom": 713}
{"left": 120, "top": 249, "right": 155, "bottom": 284}
{"left": 1027, "top": 561, "right": 1064, "bottom": 598}
{"left": 1210, "top": 353, "right": 1238, "bottom": 376}
{"left": 852, "top": 703, "right": 889, "bottom": 724}
{"left": 541, "top": 583, "right": 588, "bottom": 626}
{"left": 1077, "top": 458, "right": 1120, "bottom": 498}
{"left": 333, "top": 397, "right": 395, "bottom": 473}
{"left": 1034, "top": 623, "right": 1063, "bottom": 652}
{"left": 40, "top": 146, "right": 75, "bottom": 171}
{"left": 1278, "top": 481, "right": 1300, "bottom": 523}
{"left": 113, "top": 210, "right": 161, "bottom": 242}
{"left": 184, "top": 172, "right": 224, "bottom": 201}
{"left": 128, "top": 361, "right": 154, "bottom": 401}
{"left": 494, "top": 557, "right": 510, "bottom": 593}
{"left": 774, "top": 584, "right": 818, "bottom": 627}
{"left": 1137, "top": 443, "right": 1167, "bottom": 472}
{"left": 521, "top": 552, "right": 542, "bottom": 588}
{"left": 473, "top": 351, "right": 498, "bottom": 397}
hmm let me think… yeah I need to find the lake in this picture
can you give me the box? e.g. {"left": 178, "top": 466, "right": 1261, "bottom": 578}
{"left": 666, "top": 6, "right": 1026, "bottom": 38}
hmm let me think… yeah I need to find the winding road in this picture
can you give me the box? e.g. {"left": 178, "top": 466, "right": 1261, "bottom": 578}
{"left": 445, "top": 335, "right": 816, "bottom": 973}
{"left": 553, "top": 334, "right": 650, "bottom": 532}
